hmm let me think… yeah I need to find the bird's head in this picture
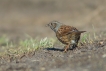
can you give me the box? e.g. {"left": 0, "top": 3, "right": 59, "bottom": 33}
{"left": 47, "top": 21, "right": 62, "bottom": 32}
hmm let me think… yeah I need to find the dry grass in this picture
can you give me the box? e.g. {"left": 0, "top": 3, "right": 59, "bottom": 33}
{"left": 0, "top": 31, "right": 105, "bottom": 62}
{"left": 0, "top": 35, "right": 56, "bottom": 62}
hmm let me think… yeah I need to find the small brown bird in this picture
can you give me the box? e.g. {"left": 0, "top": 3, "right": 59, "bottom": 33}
{"left": 47, "top": 21, "right": 86, "bottom": 52}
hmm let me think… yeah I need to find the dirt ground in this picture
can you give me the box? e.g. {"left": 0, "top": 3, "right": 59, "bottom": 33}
{"left": 0, "top": 0, "right": 106, "bottom": 71}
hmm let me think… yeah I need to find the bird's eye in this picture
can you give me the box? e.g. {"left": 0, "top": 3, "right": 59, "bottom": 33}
{"left": 50, "top": 23, "right": 53, "bottom": 26}
{"left": 51, "top": 23, "right": 53, "bottom": 25}
{"left": 51, "top": 23, "right": 56, "bottom": 29}
{"left": 50, "top": 23, "right": 53, "bottom": 27}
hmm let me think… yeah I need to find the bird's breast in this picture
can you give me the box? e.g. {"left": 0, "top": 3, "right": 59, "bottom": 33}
{"left": 56, "top": 33, "right": 70, "bottom": 45}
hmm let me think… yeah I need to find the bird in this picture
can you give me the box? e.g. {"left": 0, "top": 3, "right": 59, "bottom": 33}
{"left": 47, "top": 21, "right": 86, "bottom": 52}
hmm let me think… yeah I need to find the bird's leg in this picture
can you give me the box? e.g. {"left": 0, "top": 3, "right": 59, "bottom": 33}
{"left": 64, "top": 44, "right": 70, "bottom": 52}
{"left": 72, "top": 44, "right": 77, "bottom": 49}
{"left": 71, "top": 43, "right": 79, "bottom": 52}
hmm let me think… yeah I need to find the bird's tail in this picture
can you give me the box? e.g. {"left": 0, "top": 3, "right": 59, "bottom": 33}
{"left": 77, "top": 31, "right": 86, "bottom": 33}
{"left": 73, "top": 31, "right": 86, "bottom": 35}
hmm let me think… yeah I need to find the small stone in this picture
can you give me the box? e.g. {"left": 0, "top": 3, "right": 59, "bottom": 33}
{"left": 99, "top": 41, "right": 103, "bottom": 45}
{"left": 41, "top": 67, "right": 46, "bottom": 71}
{"left": 102, "top": 54, "right": 106, "bottom": 58}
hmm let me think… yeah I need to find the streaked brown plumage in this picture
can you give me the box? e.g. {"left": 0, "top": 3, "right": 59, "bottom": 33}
{"left": 47, "top": 21, "right": 86, "bottom": 52}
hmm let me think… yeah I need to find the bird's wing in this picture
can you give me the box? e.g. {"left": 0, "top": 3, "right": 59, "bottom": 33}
{"left": 57, "top": 25, "right": 79, "bottom": 36}
{"left": 67, "top": 31, "right": 86, "bottom": 35}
